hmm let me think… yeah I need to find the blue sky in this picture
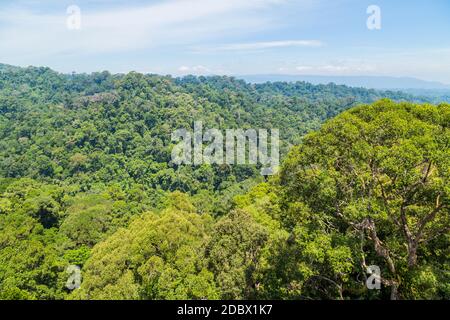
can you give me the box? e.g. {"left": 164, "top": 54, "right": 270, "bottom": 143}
{"left": 0, "top": 0, "right": 449, "bottom": 83}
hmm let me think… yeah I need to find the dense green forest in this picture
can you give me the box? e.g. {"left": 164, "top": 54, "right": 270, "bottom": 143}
{"left": 0, "top": 65, "right": 448, "bottom": 300}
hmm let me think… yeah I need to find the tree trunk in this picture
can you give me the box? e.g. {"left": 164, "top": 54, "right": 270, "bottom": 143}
{"left": 407, "top": 241, "right": 418, "bottom": 268}
{"left": 390, "top": 283, "right": 399, "bottom": 300}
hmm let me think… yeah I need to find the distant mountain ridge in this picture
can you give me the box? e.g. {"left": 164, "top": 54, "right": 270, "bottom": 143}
{"left": 237, "top": 74, "right": 450, "bottom": 91}
{"left": 2, "top": 63, "right": 448, "bottom": 102}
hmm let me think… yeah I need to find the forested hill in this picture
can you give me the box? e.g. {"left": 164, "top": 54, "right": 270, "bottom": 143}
{"left": 0, "top": 65, "right": 427, "bottom": 195}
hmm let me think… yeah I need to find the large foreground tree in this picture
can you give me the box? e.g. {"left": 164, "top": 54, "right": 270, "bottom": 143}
{"left": 279, "top": 100, "right": 449, "bottom": 299}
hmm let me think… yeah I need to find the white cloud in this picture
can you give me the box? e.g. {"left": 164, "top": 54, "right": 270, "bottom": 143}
{"left": 294, "top": 66, "right": 313, "bottom": 72}
{"left": 178, "top": 66, "right": 191, "bottom": 72}
{"left": 0, "top": 0, "right": 288, "bottom": 61}
{"left": 178, "top": 65, "right": 211, "bottom": 74}
{"left": 194, "top": 40, "right": 324, "bottom": 53}
{"left": 319, "top": 65, "right": 351, "bottom": 72}
{"left": 278, "top": 62, "right": 377, "bottom": 75}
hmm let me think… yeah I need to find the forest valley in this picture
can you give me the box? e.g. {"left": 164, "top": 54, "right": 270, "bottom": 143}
{"left": 0, "top": 64, "right": 448, "bottom": 300}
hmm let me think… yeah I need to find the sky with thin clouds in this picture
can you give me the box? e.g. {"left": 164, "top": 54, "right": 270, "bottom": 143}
{"left": 0, "top": 0, "right": 449, "bottom": 83}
